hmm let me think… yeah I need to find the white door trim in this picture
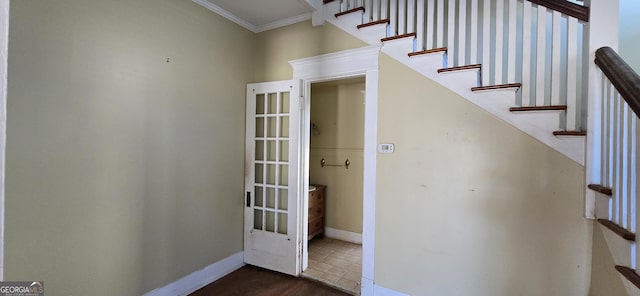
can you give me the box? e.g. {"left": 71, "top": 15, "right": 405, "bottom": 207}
{"left": 289, "top": 45, "right": 380, "bottom": 293}
{"left": 0, "top": 0, "right": 9, "bottom": 280}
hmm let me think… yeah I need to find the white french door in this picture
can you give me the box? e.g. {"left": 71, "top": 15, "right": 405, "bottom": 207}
{"left": 244, "top": 80, "right": 302, "bottom": 276}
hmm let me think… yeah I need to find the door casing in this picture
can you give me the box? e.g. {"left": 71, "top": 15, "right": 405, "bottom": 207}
{"left": 289, "top": 45, "right": 380, "bottom": 294}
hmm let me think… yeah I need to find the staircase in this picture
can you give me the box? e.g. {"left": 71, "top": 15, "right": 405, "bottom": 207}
{"left": 320, "top": 0, "right": 588, "bottom": 165}
{"left": 316, "top": 0, "right": 640, "bottom": 295}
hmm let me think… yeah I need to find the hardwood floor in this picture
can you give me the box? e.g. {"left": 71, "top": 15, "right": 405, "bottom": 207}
{"left": 190, "top": 265, "right": 351, "bottom": 296}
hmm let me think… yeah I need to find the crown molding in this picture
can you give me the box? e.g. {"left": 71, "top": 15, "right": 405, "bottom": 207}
{"left": 255, "top": 13, "right": 311, "bottom": 33}
{"left": 192, "top": 0, "right": 258, "bottom": 32}
{"left": 193, "top": 0, "right": 315, "bottom": 34}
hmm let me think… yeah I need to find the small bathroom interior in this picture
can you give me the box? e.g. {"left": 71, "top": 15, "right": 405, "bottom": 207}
{"left": 302, "top": 77, "right": 365, "bottom": 295}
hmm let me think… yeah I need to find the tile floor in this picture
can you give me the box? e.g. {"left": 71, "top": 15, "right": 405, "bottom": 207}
{"left": 301, "top": 237, "right": 362, "bottom": 295}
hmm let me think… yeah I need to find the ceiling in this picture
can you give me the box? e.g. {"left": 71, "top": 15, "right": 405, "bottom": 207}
{"left": 192, "top": 0, "right": 320, "bottom": 33}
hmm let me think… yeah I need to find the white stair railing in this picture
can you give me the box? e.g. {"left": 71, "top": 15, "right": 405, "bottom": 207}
{"left": 594, "top": 46, "right": 640, "bottom": 237}
{"left": 355, "top": 0, "right": 589, "bottom": 131}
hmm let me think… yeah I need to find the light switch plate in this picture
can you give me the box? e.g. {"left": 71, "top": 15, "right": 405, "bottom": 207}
{"left": 378, "top": 143, "right": 395, "bottom": 153}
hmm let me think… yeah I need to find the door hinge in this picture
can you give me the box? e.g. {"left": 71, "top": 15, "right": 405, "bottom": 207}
{"left": 299, "top": 96, "right": 305, "bottom": 111}
{"left": 246, "top": 192, "right": 251, "bottom": 207}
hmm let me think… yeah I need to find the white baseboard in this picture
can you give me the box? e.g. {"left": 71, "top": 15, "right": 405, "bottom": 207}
{"left": 325, "top": 227, "right": 362, "bottom": 244}
{"left": 143, "top": 251, "right": 244, "bottom": 296}
{"left": 373, "top": 284, "right": 409, "bottom": 296}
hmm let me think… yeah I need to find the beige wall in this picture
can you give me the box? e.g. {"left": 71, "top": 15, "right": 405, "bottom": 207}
{"left": 310, "top": 80, "right": 365, "bottom": 234}
{"left": 254, "top": 21, "right": 367, "bottom": 82}
{"left": 620, "top": 0, "right": 640, "bottom": 72}
{"left": 255, "top": 19, "right": 594, "bottom": 295}
{"left": 589, "top": 224, "right": 627, "bottom": 296}
{"left": 6, "top": 3, "right": 598, "bottom": 294}
{"left": 375, "top": 54, "right": 593, "bottom": 295}
{"left": 6, "top": 1, "right": 255, "bottom": 295}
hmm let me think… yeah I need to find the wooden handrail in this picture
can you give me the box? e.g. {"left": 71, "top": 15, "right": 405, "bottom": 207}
{"left": 526, "top": 0, "right": 589, "bottom": 22}
{"left": 595, "top": 47, "right": 640, "bottom": 119}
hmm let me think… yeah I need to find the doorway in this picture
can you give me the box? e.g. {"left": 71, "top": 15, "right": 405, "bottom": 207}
{"left": 301, "top": 78, "right": 366, "bottom": 295}
{"left": 242, "top": 45, "right": 379, "bottom": 292}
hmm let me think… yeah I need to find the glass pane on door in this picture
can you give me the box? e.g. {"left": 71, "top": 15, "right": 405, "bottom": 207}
{"left": 251, "top": 90, "right": 291, "bottom": 235}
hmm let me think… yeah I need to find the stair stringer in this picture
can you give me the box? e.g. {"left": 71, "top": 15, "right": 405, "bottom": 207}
{"left": 322, "top": 3, "right": 585, "bottom": 165}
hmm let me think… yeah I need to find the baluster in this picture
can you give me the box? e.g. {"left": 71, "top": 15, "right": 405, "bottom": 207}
{"left": 469, "top": 0, "right": 478, "bottom": 64}
{"left": 615, "top": 92, "right": 622, "bottom": 224}
{"left": 604, "top": 80, "right": 612, "bottom": 220}
{"left": 364, "top": 0, "right": 371, "bottom": 22}
{"left": 507, "top": 0, "right": 516, "bottom": 83}
{"left": 622, "top": 104, "right": 630, "bottom": 229}
{"left": 425, "top": 0, "right": 435, "bottom": 50}
{"left": 629, "top": 112, "right": 640, "bottom": 233}
{"left": 609, "top": 83, "right": 616, "bottom": 188}
{"left": 417, "top": 0, "right": 425, "bottom": 50}
{"left": 390, "top": 0, "right": 398, "bottom": 36}
{"left": 436, "top": 0, "right": 444, "bottom": 48}
{"left": 630, "top": 113, "right": 637, "bottom": 233}
{"left": 550, "top": 11, "right": 561, "bottom": 106}
{"left": 398, "top": 0, "right": 406, "bottom": 35}
{"left": 521, "top": 1, "right": 532, "bottom": 106}
{"left": 447, "top": 0, "right": 455, "bottom": 67}
{"left": 458, "top": 0, "right": 467, "bottom": 66}
{"left": 566, "top": 17, "right": 578, "bottom": 130}
{"left": 481, "top": 0, "right": 490, "bottom": 85}
{"left": 372, "top": 0, "right": 379, "bottom": 22}
{"left": 600, "top": 77, "right": 611, "bottom": 194}
{"left": 535, "top": 6, "right": 547, "bottom": 106}
{"left": 381, "top": 0, "right": 388, "bottom": 20}
{"left": 407, "top": 0, "right": 415, "bottom": 33}
{"left": 495, "top": 0, "right": 504, "bottom": 84}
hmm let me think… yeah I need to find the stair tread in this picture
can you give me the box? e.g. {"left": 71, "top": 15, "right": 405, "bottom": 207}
{"left": 471, "top": 83, "right": 522, "bottom": 91}
{"left": 553, "top": 131, "right": 587, "bottom": 136}
{"left": 358, "top": 19, "right": 390, "bottom": 29}
{"left": 408, "top": 47, "right": 447, "bottom": 57}
{"left": 588, "top": 184, "right": 613, "bottom": 196}
{"left": 509, "top": 105, "right": 567, "bottom": 112}
{"left": 381, "top": 33, "right": 416, "bottom": 42}
{"left": 598, "top": 219, "right": 635, "bottom": 241}
{"left": 615, "top": 266, "right": 640, "bottom": 289}
{"left": 335, "top": 7, "right": 364, "bottom": 17}
{"left": 437, "top": 64, "right": 482, "bottom": 73}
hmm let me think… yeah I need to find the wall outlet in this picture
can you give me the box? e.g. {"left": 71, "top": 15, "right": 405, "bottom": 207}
{"left": 378, "top": 143, "right": 395, "bottom": 154}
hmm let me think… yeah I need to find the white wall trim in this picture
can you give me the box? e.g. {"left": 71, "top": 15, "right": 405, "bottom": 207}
{"left": 289, "top": 45, "right": 381, "bottom": 81}
{"left": 291, "top": 45, "right": 380, "bottom": 296}
{"left": 256, "top": 13, "right": 311, "bottom": 33}
{"left": 192, "top": 0, "right": 312, "bottom": 33}
{"left": 191, "top": 0, "right": 257, "bottom": 32}
{"left": 0, "top": 0, "right": 9, "bottom": 281}
{"left": 143, "top": 251, "right": 244, "bottom": 296}
{"left": 373, "top": 284, "right": 409, "bottom": 296}
{"left": 324, "top": 227, "right": 362, "bottom": 244}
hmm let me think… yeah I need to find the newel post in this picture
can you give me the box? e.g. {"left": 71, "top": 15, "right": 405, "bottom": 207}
{"left": 583, "top": 0, "right": 619, "bottom": 218}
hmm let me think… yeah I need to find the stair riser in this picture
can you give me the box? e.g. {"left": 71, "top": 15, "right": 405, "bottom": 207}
{"left": 358, "top": 25, "right": 389, "bottom": 45}
{"left": 409, "top": 53, "right": 446, "bottom": 70}
{"left": 381, "top": 38, "right": 415, "bottom": 57}
{"left": 509, "top": 112, "right": 563, "bottom": 134}
{"left": 595, "top": 192, "right": 611, "bottom": 220}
